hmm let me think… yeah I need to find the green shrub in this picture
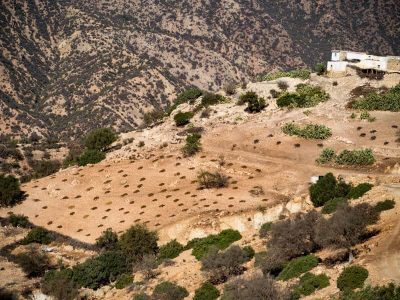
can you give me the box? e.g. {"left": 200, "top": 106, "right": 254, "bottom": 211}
{"left": 153, "top": 281, "right": 189, "bottom": 300}
{"left": 254, "top": 251, "right": 268, "bottom": 267}
{"left": 375, "top": 199, "right": 395, "bottom": 212}
{"left": 338, "top": 283, "right": 400, "bottom": 300}
{"left": 337, "top": 265, "right": 368, "bottom": 291}
{"left": 197, "top": 170, "right": 229, "bottom": 189}
{"left": 72, "top": 251, "right": 129, "bottom": 290}
{"left": 316, "top": 148, "right": 336, "bottom": 164}
{"left": 194, "top": 282, "right": 220, "bottom": 300}
{"left": 277, "top": 84, "right": 329, "bottom": 108}
{"left": 238, "top": 91, "right": 267, "bottom": 113}
{"left": 347, "top": 183, "right": 373, "bottom": 199}
{"left": 201, "top": 92, "right": 226, "bottom": 107}
{"left": 96, "top": 228, "right": 118, "bottom": 250}
{"left": 22, "top": 227, "right": 53, "bottom": 245}
{"left": 360, "top": 111, "right": 376, "bottom": 122}
{"left": 133, "top": 293, "right": 150, "bottom": 300}
{"left": 277, "top": 255, "right": 319, "bottom": 281}
{"left": 115, "top": 273, "right": 133, "bottom": 289}
{"left": 292, "top": 272, "right": 329, "bottom": 298}
{"left": 118, "top": 224, "right": 159, "bottom": 263}
{"left": 15, "top": 248, "right": 51, "bottom": 278}
{"left": 263, "top": 69, "right": 311, "bottom": 81}
{"left": 243, "top": 246, "right": 255, "bottom": 261}
{"left": 187, "top": 229, "right": 242, "bottom": 260}
{"left": 182, "top": 133, "right": 201, "bottom": 157}
{"left": 168, "top": 88, "right": 203, "bottom": 114}
{"left": 335, "top": 149, "right": 375, "bottom": 165}
{"left": 174, "top": 111, "right": 194, "bottom": 126}
{"left": 282, "top": 123, "right": 332, "bottom": 139}
{"left": 322, "top": 198, "right": 347, "bottom": 214}
{"left": 309, "top": 173, "right": 351, "bottom": 207}
{"left": 352, "top": 84, "right": 400, "bottom": 112}
{"left": 0, "top": 174, "right": 24, "bottom": 207}
{"left": 315, "top": 63, "right": 326, "bottom": 75}
{"left": 42, "top": 269, "right": 78, "bottom": 300}
{"left": 85, "top": 128, "right": 117, "bottom": 151}
{"left": 259, "top": 222, "right": 272, "bottom": 238}
{"left": 31, "top": 160, "right": 61, "bottom": 179}
{"left": 78, "top": 149, "right": 106, "bottom": 166}
{"left": 158, "top": 239, "right": 184, "bottom": 260}
{"left": 9, "top": 214, "right": 29, "bottom": 228}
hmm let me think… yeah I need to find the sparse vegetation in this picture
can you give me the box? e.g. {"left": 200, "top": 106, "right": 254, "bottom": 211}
{"left": 262, "top": 69, "right": 311, "bottom": 81}
{"left": 0, "top": 174, "right": 24, "bottom": 207}
{"left": 223, "top": 82, "right": 237, "bottom": 95}
{"left": 143, "top": 110, "right": 165, "bottom": 126}
{"left": 42, "top": 269, "right": 78, "bottom": 300}
{"left": 201, "top": 92, "right": 226, "bottom": 108}
{"left": 15, "top": 247, "right": 52, "bottom": 278}
{"left": 168, "top": 88, "right": 203, "bottom": 114}
{"left": 152, "top": 281, "right": 189, "bottom": 300}
{"left": 194, "top": 282, "right": 220, "bottom": 300}
{"left": 360, "top": 111, "right": 376, "bottom": 122}
{"left": 174, "top": 111, "right": 194, "bottom": 126}
{"left": 281, "top": 122, "right": 332, "bottom": 139}
{"left": 197, "top": 170, "right": 229, "bottom": 189}
{"left": 277, "top": 84, "right": 329, "bottom": 108}
{"left": 337, "top": 265, "right": 369, "bottom": 291}
{"left": 182, "top": 133, "right": 202, "bottom": 157}
{"left": 277, "top": 255, "right": 319, "bottom": 281}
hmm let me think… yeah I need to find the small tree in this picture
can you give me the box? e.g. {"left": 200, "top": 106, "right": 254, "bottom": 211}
{"left": 337, "top": 265, "right": 368, "bottom": 291}
{"left": 42, "top": 269, "right": 78, "bottom": 300}
{"left": 77, "top": 149, "right": 106, "bottom": 166}
{"left": 197, "top": 170, "right": 229, "bottom": 189}
{"left": 85, "top": 128, "right": 117, "bottom": 151}
{"left": 315, "top": 63, "right": 326, "bottom": 75}
{"left": 118, "top": 224, "right": 159, "bottom": 263}
{"left": 239, "top": 91, "right": 267, "bottom": 113}
{"left": 153, "top": 281, "right": 189, "bottom": 300}
{"left": 15, "top": 247, "right": 51, "bottom": 278}
{"left": 96, "top": 228, "right": 118, "bottom": 250}
{"left": 194, "top": 282, "right": 220, "bottom": 300}
{"left": 309, "top": 173, "right": 350, "bottom": 207}
{"left": 0, "top": 174, "right": 24, "bottom": 207}
{"left": 158, "top": 239, "right": 184, "bottom": 260}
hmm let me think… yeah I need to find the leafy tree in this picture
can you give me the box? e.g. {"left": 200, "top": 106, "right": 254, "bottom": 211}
{"left": 158, "top": 239, "right": 184, "bottom": 260}
{"left": 118, "top": 224, "right": 159, "bottom": 262}
{"left": 239, "top": 91, "right": 267, "bottom": 113}
{"left": 194, "top": 282, "right": 220, "bottom": 300}
{"left": 277, "top": 255, "right": 319, "bottom": 281}
{"left": 77, "top": 149, "right": 106, "bottom": 166}
{"left": 0, "top": 174, "right": 24, "bottom": 207}
{"left": 85, "top": 128, "right": 117, "bottom": 151}
{"left": 174, "top": 111, "right": 194, "bottom": 126}
{"left": 152, "top": 281, "right": 189, "bottom": 300}
{"left": 42, "top": 269, "right": 78, "bottom": 300}
{"left": 309, "top": 173, "right": 350, "bottom": 207}
{"left": 22, "top": 227, "right": 53, "bottom": 245}
{"left": 96, "top": 228, "right": 118, "bottom": 250}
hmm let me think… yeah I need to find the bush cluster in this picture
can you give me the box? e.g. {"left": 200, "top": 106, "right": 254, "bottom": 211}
{"left": 321, "top": 197, "right": 347, "bottom": 214}
{"left": 182, "top": 133, "right": 201, "bottom": 157}
{"left": 158, "top": 239, "right": 184, "bottom": 260}
{"left": 153, "top": 281, "right": 189, "bottom": 300}
{"left": 281, "top": 123, "right": 332, "bottom": 139}
{"left": 277, "top": 255, "right": 319, "bottom": 281}
{"left": 309, "top": 173, "right": 351, "bottom": 207}
{"left": 168, "top": 88, "right": 203, "bottom": 114}
{"left": 9, "top": 214, "right": 29, "bottom": 228}
{"left": 315, "top": 63, "right": 326, "bottom": 75}
{"left": 338, "top": 282, "right": 400, "bottom": 300}
{"left": 0, "top": 174, "right": 24, "bottom": 207}
{"left": 262, "top": 69, "right": 311, "bottom": 81}
{"left": 77, "top": 149, "right": 106, "bottom": 166}
{"left": 197, "top": 170, "right": 229, "bottom": 189}
{"left": 42, "top": 269, "right": 78, "bottom": 300}
{"left": 375, "top": 199, "right": 395, "bottom": 212}
{"left": 186, "top": 229, "right": 242, "bottom": 260}
{"left": 337, "top": 265, "right": 369, "bottom": 291}
{"left": 114, "top": 273, "right": 133, "bottom": 289}
{"left": 174, "top": 111, "right": 194, "bottom": 126}
{"left": 201, "top": 92, "right": 226, "bottom": 108}
{"left": 15, "top": 248, "right": 52, "bottom": 278}
{"left": 292, "top": 272, "right": 329, "bottom": 298}
{"left": 317, "top": 148, "right": 375, "bottom": 166}
{"left": 194, "top": 282, "right": 220, "bottom": 300}
{"left": 238, "top": 91, "right": 267, "bottom": 113}
{"left": 347, "top": 183, "right": 373, "bottom": 199}
{"left": 96, "top": 228, "right": 118, "bottom": 250}
{"left": 22, "top": 227, "right": 53, "bottom": 245}
{"left": 352, "top": 84, "right": 400, "bottom": 112}
{"left": 277, "top": 84, "right": 329, "bottom": 108}
{"left": 85, "top": 128, "right": 117, "bottom": 151}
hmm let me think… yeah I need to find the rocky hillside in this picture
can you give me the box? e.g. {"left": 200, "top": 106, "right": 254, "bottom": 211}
{"left": 1, "top": 0, "right": 399, "bottom": 140}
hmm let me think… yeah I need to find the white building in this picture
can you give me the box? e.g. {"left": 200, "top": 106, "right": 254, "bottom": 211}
{"left": 327, "top": 50, "right": 400, "bottom": 77}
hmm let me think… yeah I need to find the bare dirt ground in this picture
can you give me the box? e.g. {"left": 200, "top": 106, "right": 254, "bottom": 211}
{"left": 0, "top": 72, "right": 399, "bottom": 299}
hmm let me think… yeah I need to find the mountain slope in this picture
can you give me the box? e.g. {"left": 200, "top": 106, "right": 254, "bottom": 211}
{"left": 1, "top": 0, "right": 399, "bottom": 140}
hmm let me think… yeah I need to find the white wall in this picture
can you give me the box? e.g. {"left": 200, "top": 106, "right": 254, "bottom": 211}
{"left": 327, "top": 61, "right": 347, "bottom": 72}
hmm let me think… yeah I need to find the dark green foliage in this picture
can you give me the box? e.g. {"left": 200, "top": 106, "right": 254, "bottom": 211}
{"left": 263, "top": 69, "right": 311, "bottom": 81}
{"left": 9, "top": 214, "right": 29, "bottom": 228}
{"left": 194, "top": 282, "right": 220, "bottom": 300}
{"left": 347, "top": 183, "right": 373, "bottom": 199}
{"left": 115, "top": 273, "right": 133, "bottom": 289}
{"left": 153, "top": 281, "right": 189, "bottom": 300}
{"left": 186, "top": 229, "right": 242, "bottom": 260}
{"left": 277, "top": 84, "right": 329, "bottom": 108}
{"left": 375, "top": 199, "right": 396, "bottom": 212}
{"left": 77, "top": 149, "right": 106, "bottom": 166}
{"left": 292, "top": 272, "right": 329, "bottom": 298}
{"left": 243, "top": 246, "right": 255, "bottom": 261}
{"left": 197, "top": 170, "right": 229, "bottom": 189}
{"left": 174, "top": 111, "right": 194, "bottom": 126}
{"left": 15, "top": 248, "right": 51, "bottom": 278}
{"left": 118, "top": 224, "right": 159, "bottom": 262}
{"left": 259, "top": 222, "right": 272, "bottom": 238}
{"left": 254, "top": 251, "right": 268, "bottom": 267}
{"left": 239, "top": 91, "right": 267, "bottom": 113}
{"left": 42, "top": 269, "right": 78, "bottom": 300}
{"left": 277, "top": 255, "right": 319, "bottom": 281}
{"left": 316, "top": 148, "right": 336, "bottom": 164}
{"left": 352, "top": 84, "right": 400, "bottom": 112}
{"left": 168, "top": 88, "right": 203, "bottom": 113}
{"left": 96, "top": 228, "right": 118, "bottom": 250}
{"left": 201, "top": 92, "right": 226, "bottom": 107}
{"left": 22, "top": 227, "right": 53, "bottom": 245}
{"left": 72, "top": 251, "right": 129, "bottom": 290}
{"left": 309, "top": 173, "right": 351, "bottom": 207}
{"left": 0, "top": 174, "right": 24, "bottom": 207}
{"left": 133, "top": 294, "right": 150, "bottom": 300}
{"left": 337, "top": 265, "right": 368, "bottom": 291}
{"left": 281, "top": 123, "right": 332, "bottom": 139}
{"left": 30, "top": 160, "right": 61, "bottom": 179}
{"left": 338, "top": 283, "right": 400, "bottom": 300}
{"left": 335, "top": 149, "right": 375, "bottom": 165}
{"left": 182, "top": 133, "right": 201, "bottom": 157}
{"left": 315, "top": 63, "right": 326, "bottom": 75}
{"left": 158, "top": 239, "right": 184, "bottom": 260}
{"left": 321, "top": 198, "right": 347, "bottom": 214}
{"left": 85, "top": 128, "right": 117, "bottom": 151}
